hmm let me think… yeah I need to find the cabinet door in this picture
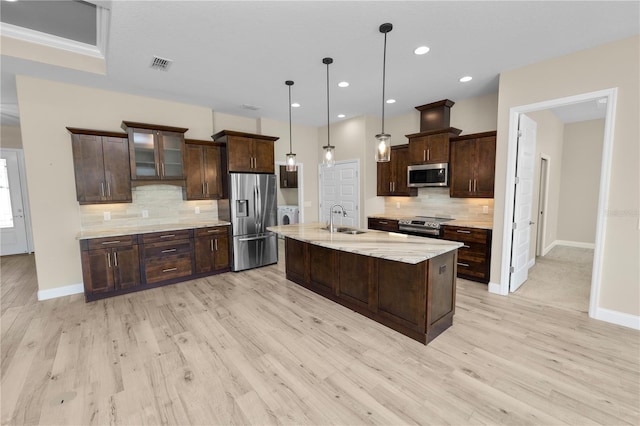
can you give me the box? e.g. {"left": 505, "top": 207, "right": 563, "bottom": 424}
{"left": 113, "top": 245, "right": 140, "bottom": 290}
{"left": 204, "top": 146, "right": 223, "bottom": 198}
{"left": 449, "top": 138, "right": 475, "bottom": 197}
{"left": 227, "top": 136, "right": 253, "bottom": 172}
{"left": 72, "top": 134, "right": 106, "bottom": 203}
{"left": 102, "top": 136, "right": 132, "bottom": 202}
{"left": 159, "top": 131, "right": 185, "bottom": 179}
{"left": 130, "top": 129, "right": 159, "bottom": 179}
{"left": 213, "top": 234, "right": 230, "bottom": 270}
{"left": 253, "top": 139, "right": 275, "bottom": 173}
{"left": 185, "top": 144, "right": 206, "bottom": 199}
{"left": 392, "top": 146, "right": 412, "bottom": 195}
{"left": 377, "top": 159, "right": 393, "bottom": 196}
{"left": 426, "top": 133, "right": 449, "bottom": 163}
{"left": 474, "top": 136, "right": 496, "bottom": 198}
{"left": 194, "top": 236, "right": 215, "bottom": 274}
{"left": 81, "top": 249, "right": 115, "bottom": 294}
{"left": 408, "top": 136, "right": 429, "bottom": 164}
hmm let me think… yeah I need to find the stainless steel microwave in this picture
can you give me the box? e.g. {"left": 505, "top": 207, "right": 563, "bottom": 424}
{"left": 407, "top": 163, "right": 448, "bottom": 187}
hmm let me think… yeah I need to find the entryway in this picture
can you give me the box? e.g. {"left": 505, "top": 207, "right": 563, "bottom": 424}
{"left": 0, "top": 149, "right": 33, "bottom": 256}
{"left": 318, "top": 160, "right": 360, "bottom": 227}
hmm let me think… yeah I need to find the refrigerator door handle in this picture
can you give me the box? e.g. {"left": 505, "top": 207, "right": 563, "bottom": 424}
{"left": 238, "top": 234, "right": 272, "bottom": 242}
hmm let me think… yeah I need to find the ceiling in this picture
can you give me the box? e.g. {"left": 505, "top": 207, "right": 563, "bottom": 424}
{"left": 1, "top": 1, "right": 639, "bottom": 128}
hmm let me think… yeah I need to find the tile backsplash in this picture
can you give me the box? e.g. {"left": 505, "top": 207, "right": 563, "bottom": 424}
{"left": 382, "top": 187, "right": 494, "bottom": 222}
{"left": 79, "top": 185, "right": 218, "bottom": 231}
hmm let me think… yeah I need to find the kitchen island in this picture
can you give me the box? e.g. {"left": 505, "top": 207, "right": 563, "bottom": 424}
{"left": 268, "top": 223, "right": 462, "bottom": 344}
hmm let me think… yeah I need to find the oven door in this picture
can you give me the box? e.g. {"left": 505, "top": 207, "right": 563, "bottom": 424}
{"left": 397, "top": 225, "right": 442, "bottom": 238}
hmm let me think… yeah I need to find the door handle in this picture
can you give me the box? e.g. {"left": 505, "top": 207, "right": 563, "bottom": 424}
{"left": 113, "top": 251, "right": 118, "bottom": 267}
{"left": 238, "top": 235, "right": 271, "bottom": 242}
{"left": 529, "top": 221, "right": 536, "bottom": 225}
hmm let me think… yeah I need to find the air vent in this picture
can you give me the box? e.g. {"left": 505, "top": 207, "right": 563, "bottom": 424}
{"left": 150, "top": 56, "right": 173, "bottom": 71}
{"left": 241, "top": 104, "right": 261, "bottom": 111}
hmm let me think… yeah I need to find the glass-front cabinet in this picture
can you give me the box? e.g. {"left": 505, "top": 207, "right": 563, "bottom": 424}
{"left": 122, "top": 121, "right": 188, "bottom": 181}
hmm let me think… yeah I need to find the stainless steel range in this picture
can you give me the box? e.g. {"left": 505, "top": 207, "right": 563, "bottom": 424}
{"left": 398, "top": 216, "right": 452, "bottom": 238}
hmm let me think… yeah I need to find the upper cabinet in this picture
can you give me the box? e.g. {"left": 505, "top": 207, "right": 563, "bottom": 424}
{"left": 450, "top": 131, "right": 497, "bottom": 198}
{"left": 377, "top": 144, "right": 417, "bottom": 196}
{"left": 184, "top": 139, "right": 227, "bottom": 200}
{"left": 121, "top": 121, "right": 188, "bottom": 182}
{"left": 212, "top": 130, "right": 278, "bottom": 174}
{"left": 406, "top": 128, "right": 462, "bottom": 165}
{"left": 67, "top": 128, "right": 132, "bottom": 204}
{"left": 279, "top": 165, "right": 298, "bottom": 189}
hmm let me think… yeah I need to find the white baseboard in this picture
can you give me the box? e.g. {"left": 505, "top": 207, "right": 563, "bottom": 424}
{"left": 546, "top": 240, "right": 595, "bottom": 253}
{"left": 527, "top": 258, "right": 536, "bottom": 269}
{"left": 488, "top": 281, "right": 508, "bottom": 295}
{"left": 593, "top": 307, "right": 640, "bottom": 330}
{"left": 37, "top": 283, "right": 84, "bottom": 301}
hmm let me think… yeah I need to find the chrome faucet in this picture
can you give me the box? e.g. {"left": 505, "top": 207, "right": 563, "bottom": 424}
{"left": 328, "top": 204, "right": 347, "bottom": 232}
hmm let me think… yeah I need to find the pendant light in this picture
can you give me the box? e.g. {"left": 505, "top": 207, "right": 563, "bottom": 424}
{"left": 322, "top": 57, "right": 335, "bottom": 167}
{"left": 284, "top": 80, "right": 297, "bottom": 172}
{"left": 375, "top": 23, "right": 393, "bottom": 162}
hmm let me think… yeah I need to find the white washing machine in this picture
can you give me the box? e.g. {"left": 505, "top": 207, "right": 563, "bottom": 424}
{"left": 278, "top": 205, "right": 299, "bottom": 226}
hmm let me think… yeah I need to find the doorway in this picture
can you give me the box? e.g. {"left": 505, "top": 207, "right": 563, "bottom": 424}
{"left": 0, "top": 149, "right": 33, "bottom": 256}
{"left": 536, "top": 156, "right": 550, "bottom": 257}
{"left": 498, "top": 88, "right": 617, "bottom": 320}
{"left": 318, "top": 160, "right": 360, "bottom": 227}
{"left": 275, "top": 161, "right": 304, "bottom": 223}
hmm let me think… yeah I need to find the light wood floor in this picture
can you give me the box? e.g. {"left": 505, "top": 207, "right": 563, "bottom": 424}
{"left": 1, "top": 249, "right": 639, "bottom": 425}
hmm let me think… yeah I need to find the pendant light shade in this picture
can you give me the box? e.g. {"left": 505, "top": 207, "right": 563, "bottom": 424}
{"left": 284, "top": 80, "right": 297, "bottom": 172}
{"left": 322, "top": 57, "right": 335, "bottom": 167}
{"left": 375, "top": 23, "right": 393, "bottom": 162}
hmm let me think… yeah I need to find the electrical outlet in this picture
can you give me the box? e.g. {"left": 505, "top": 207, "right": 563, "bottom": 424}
{"left": 482, "top": 205, "right": 489, "bottom": 214}
{"left": 396, "top": 202, "right": 401, "bottom": 208}
{"left": 142, "top": 210, "right": 149, "bottom": 218}
{"left": 195, "top": 206, "right": 200, "bottom": 214}
{"left": 103, "top": 211, "right": 111, "bottom": 221}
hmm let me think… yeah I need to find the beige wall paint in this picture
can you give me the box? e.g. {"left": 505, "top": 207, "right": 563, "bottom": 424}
{"left": 494, "top": 35, "right": 639, "bottom": 317}
{"left": 212, "top": 111, "right": 258, "bottom": 134}
{"left": 527, "top": 110, "right": 565, "bottom": 259}
{"left": 17, "top": 76, "right": 214, "bottom": 291}
{"left": 0, "top": 126, "right": 23, "bottom": 149}
{"left": 451, "top": 92, "right": 499, "bottom": 135}
{"left": 557, "top": 119, "right": 604, "bottom": 244}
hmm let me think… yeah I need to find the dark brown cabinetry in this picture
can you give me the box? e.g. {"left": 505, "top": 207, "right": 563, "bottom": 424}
{"left": 212, "top": 130, "right": 278, "bottom": 173}
{"left": 122, "top": 121, "right": 188, "bottom": 182}
{"left": 284, "top": 237, "right": 457, "bottom": 344}
{"left": 279, "top": 165, "right": 298, "bottom": 188}
{"left": 80, "top": 235, "right": 140, "bottom": 300}
{"left": 377, "top": 145, "right": 417, "bottom": 196}
{"left": 442, "top": 225, "right": 492, "bottom": 283}
{"left": 367, "top": 217, "right": 399, "bottom": 233}
{"left": 194, "top": 226, "right": 230, "bottom": 274}
{"left": 185, "top": 139, "right": 227, "bottom": 200}
{"left": 406, "top": 128, "right": 462, "bottom": 165}
{"left": 68, "top": 128, "right": 132, "bottom": 204}
{"left": 450, "top": 131, "right": 496, "bottom": 198}
{"left": 80, "top": 225, "right": 231, "bottom": 302}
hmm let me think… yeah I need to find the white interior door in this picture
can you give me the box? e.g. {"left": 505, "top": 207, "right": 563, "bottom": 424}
{"left": 318, "top": 161, "right": 359, "bottom": 227}
{"left": 510, "top": 114, "right": 537, "bottom": 291}
{"left": 0, "top": 150, "right": 30, "bottom": 256}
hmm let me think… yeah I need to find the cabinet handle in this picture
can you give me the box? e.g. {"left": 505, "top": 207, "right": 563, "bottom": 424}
{"left": 101, "top": 240, "right": 121, "bottom": 245}
{"left": 202, "top": 182, "right": 206, "bottom": 195}
{"left": 156, "top": 162, "right": 159, "bottom": 175}
{"left": 427, "top": 149, "right": 430, "bottom": 161}
{"left": 161, "top": 163, "right": 165, "bottom": 177}
{"left": 423, "top": 150, "right": 426, "bottom": 162}
{"left": 161, "top": 248, "right": 177, "bottom": 253}
{"left": 160, "top": 234, "right": 175, "bottom": 238}
{"left": 456, "top": 230, "right": 472, "bottom": 234}
{"left": 214, "top": 238, "right": 218, "bottom": 251}
{"left": 113, "top": 251, "right": 118, "bottom": 267}
{"left": 474, "top": 179, "right": 477, "bottom": 192}
{"left": 457, "top": 262, "right": 470, "bottom": 267}
{"left": 107, "top": 252, "right": 111, "bottom": 268}
{"left": 162, "top": 267, "right": 177, "bottom": 273}
{"left": 210, "top": 239, "right": 214, "bottom": 252}
{"left": 379, "top": 221, "right": 388, "bottom": 225}
{"left": 107, "top": 181, "right": 111, "bottom": 197}
{"left": 100, "top": 182, "right": 105, "bottom": 197}
{"left": 462, "top": 244, "right": 471, "bottom": 249}
{"left": 205, "top": 181, "right": 209, "bottom": 195}
{"left": 389, "top": 182, "right": 392, "bottom": 192}
{"left": 469, "top": 180, "right": 472, "bottom": 192}
{"left": 207, "top": 229, "right": 219, "bottom": 233}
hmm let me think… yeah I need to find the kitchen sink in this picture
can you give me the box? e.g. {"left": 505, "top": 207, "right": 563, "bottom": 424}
{"left": 321, "top": 226, "right": 366, "bottom": 235}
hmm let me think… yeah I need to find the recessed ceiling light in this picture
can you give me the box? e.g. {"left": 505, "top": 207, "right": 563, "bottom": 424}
{"left": 459, "top": 76, "right": 473, "bottom": 83}
{"left": 386, "top": 99, "right": 396, "bottom": 104}
{"left": 337, "top": 114, "right": 346, "bottom": 118}
{"left": 291, "top": 103, "right": 301, "bottom": 108}
{"left": 338, "top": 81, "right": 349, "bottom": 88}
{"left": 414, "top": 46, "right": 430, "bottom": 55}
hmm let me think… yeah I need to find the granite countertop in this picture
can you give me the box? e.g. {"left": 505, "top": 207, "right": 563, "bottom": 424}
{"left": 368, "top": 214, "right": 493, "bottom": 230}
{"left": 76, "top": 219, "right": 231, "bottom": 240}
{"left": 268, "top": 223, "right": 462, "bottom": 265}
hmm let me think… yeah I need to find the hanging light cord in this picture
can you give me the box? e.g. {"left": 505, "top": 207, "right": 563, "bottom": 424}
{"left": 288, "top": 84, "right": 293, "bottom": 153}
{"left": 326, "top": 61, "right": 331, "bottom": 146}
{"left": 381, "top": 29, "right": 388, "bottom": 134}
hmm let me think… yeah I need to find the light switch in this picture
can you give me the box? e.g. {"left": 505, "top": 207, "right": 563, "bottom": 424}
{"left": 482, "top": 205, "right": 489, "bottom": 214}
{"left": 142, "top": 210, "right": 149, "bottom": 218}
{"left": 103, "top": 211, "right": 111, "bottom": 221}
{"left": 195, "top": 206, "right": 200, "bottom": 214}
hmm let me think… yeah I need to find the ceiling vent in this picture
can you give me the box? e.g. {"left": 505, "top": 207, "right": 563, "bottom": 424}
{"left": 241, "top": 104, "right": 261, "bottom": 111}
{"left": 150, "top": 56, "right": 173, "bottom": 71}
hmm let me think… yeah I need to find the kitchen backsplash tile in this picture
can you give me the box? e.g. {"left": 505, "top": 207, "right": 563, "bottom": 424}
{"left": 382, "top": 187, "right": 494, "bottom": 222}
{"left": 79, "top": 185, "right": 218, "bottom": 231}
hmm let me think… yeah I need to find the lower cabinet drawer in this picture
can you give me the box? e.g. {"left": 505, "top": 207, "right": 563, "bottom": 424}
{"left": 145, "top": 254, "right": 193, "bottom": 284}
{"left": 143, "top": 240, "right": 192, "bottom": 258}
{"left": 456, "top": 259, "right": 488, "bottom": 280}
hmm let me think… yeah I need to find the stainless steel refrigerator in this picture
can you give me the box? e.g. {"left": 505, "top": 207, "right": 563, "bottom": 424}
{"left": 217, "top": 173, "right": 278, "bottom": 271}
